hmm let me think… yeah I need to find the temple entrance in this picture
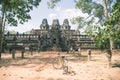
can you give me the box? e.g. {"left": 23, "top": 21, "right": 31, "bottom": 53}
{"left": 53, "top": 38, "right": 56, "bottom": 44}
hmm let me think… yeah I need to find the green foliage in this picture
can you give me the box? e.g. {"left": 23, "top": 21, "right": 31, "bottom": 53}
{"left": 103, "top": 0, "right": 120, "bottom": 47}
{"left": 47, "top": 0, "right": 61, "bottom": 8}
{"left": 95, "top": 38, "right": 110, "bottom": 49}
{"left": 0, "top": 0, "right": 41, "bottom": 26}
{"left": 2, "top": 37, "right": 7, "bottom": 50}
{"left": 70, "top": 0, "right": 106, "bottom": 36}
{"left": 75, "top": 0, "right": 93, "bottom": 14}
{"left": 70, "top": 16, "right": 95, "bottom": 36}
{"left": 105, "top": 0, "right": 120, "bottom": 26}
{"left": 93, "top": 25, "right": 109, "bottom": 49}
{"left": 70, "top": 16, "right": 84, "bottom": 28}
{"left": 75, "top": 0, "right": 104, "bottom": 19}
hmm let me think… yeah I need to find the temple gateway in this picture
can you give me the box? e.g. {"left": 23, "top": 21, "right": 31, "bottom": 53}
{"left": 5, "top": 19, "right": 96, "bottom": 51}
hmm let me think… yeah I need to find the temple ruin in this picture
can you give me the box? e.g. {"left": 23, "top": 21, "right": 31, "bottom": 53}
{"left": 4, "top": 19, "right": 96, "bottom": 51}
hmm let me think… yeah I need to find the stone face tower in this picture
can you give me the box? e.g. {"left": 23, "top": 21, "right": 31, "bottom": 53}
{"left": 51, "top": 19, "right": 61, "bottom": 29}
{"left": 39, "top": 18, "right": 49, "bottom": 51}
{"left": 38, "top": 19, "right": 70, "bottom": 51}
{"left": 61, "top": 19, "right": 71, "bottom": 30}
{"left": 50, "top": 19, "right": 61, "bottom": 51}
{"left": 40, "top": 18, "right": 49, "bottom": 30}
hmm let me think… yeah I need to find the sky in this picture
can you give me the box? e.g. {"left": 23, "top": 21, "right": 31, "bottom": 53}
{"left": 6, "top": 0, "right": 89, "bottom": 33}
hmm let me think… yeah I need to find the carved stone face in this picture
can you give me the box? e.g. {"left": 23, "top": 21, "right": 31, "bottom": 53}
{"left": 40, "top": 18, "right": 49, "bottom": 30}
{"left": 63, "top": 19, "right": 69, "bottom": 24}
{"left": 62, "top": 19, "right": 70, "bottom": 30}
{"left": 42, "top": 19, "right": 48, "bottom": 26}
{"left": 52, "top": 19, "right": 60, "bottom": 29}
{"left": 53, "top": 19, "right": 59, "bottom": 26}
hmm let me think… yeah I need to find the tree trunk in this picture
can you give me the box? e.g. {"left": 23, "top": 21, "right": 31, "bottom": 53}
{"left": 0, "top": 30, "right": 2, "bottom": 59}
{"left": 0, "top": 23, "right": 2, "bottom": 60}
{"left": 102, "top": 0, "right": 115, "bottom": 51}
{"left": 110, "top": 37, "right": 115, "bottom": 50}
{"left": 102, "top": 0, "right": 109, "bottom": 19}
{"left": 0, "top": 9, "right": 6, "bottom": 60}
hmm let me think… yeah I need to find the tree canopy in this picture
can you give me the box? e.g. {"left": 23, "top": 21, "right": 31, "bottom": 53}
{"left": 0, "top": 0, "right": 41, "bottom": 26}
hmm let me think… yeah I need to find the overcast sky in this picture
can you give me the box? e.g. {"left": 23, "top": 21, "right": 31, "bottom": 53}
{"left": 6, "top": 0, "right": 91, "bottom": 33}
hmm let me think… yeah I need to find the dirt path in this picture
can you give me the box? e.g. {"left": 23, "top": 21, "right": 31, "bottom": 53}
{"left": 0, "top": 51, "right": 120, "bottom": 80}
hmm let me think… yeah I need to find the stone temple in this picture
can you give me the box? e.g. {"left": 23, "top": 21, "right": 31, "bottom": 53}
{"left": 4, "top": 19, "right": 96, "bottom": 51}
{"left": 31, "top": 18, "right": 81, "bottom": 51}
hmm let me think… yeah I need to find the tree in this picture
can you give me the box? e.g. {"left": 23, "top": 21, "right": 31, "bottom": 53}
{"left": 105, "top": 0, "right": 120, "bottom": 49}
{"left": 75, "top": 0, "right": 120, "bottom": 51}
{"left": 0, "top": 0, "right": 41, "bottom": 59}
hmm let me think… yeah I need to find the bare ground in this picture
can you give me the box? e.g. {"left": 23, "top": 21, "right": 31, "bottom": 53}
{"left": 0, "top": 50, "right": 120, "bottom": 80}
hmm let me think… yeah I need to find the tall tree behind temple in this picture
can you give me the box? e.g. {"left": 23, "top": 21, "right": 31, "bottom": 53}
{"left": 0, "top": 0, "right": 41, "bottom": 60}
{"left": 75, "top": 0, "right": 116, "bottom": 50}
{"left": 102, "top": 0, "right": 113, "bottom": 51}
{"left": 105, "top": 0, "right": 120, "bottom": 49}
